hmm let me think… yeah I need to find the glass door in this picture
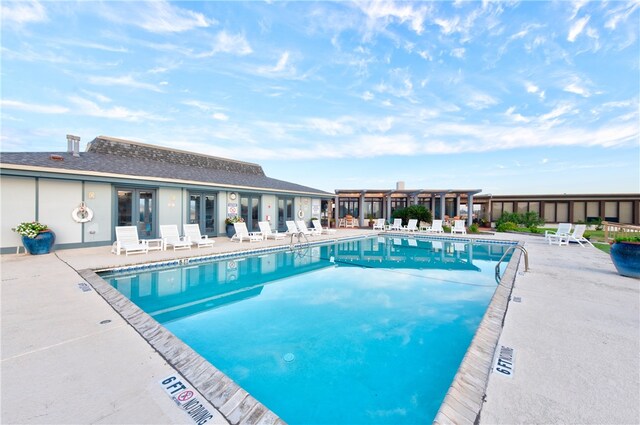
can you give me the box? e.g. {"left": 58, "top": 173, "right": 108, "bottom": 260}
{"left": 116, "top": 188, "right": 156, "bottom": 238}
{"left": 278, "top": 197, "right": 294, "bottom": 232}
{"left": 189, "top": 192, "right": 217, "bottom": 236}
{"left": 240, "top": 194, "right": 260, "bottom": 232}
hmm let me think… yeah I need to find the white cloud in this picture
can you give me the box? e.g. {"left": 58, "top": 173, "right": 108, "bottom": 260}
{"left": 212, "top": 113, "right": 229, "bottom": 121}
{"left": 357, "top": 1, "right": 429, "bottom": 36}
{"left": 101, "top": 1, "right": 214, "bottom": 33}
{"left": 1, "top": 1, "right": 47, "bottom": 25}
{"left": 505, "top": 106, "right": 530, "bottom": 123}
{"left": 68, "top": 96, "right": 168, "bottom": 122}
{"left": 199, "top": 31, "right": 253, "bottom": 57}
{"left": 434, "top": 16, "right": 460, "bottom": 35}
{"left": 564, "top": 82, "right": 590, "bottom": 97}
{"left": 256, "top": 51, "right": 299, "bottom": 78}
{"left": 362, "top": 91, "right": 374, "bottom": 101}
{"left": 466, "top": 92, "right": 499, "bottom": 110}
{"left": 87, "top": 75, "right": 163, "bottom": 92}
{"left": 567, "top": 16, "right": 590, "bottom": 42}
{"left": 1, "top": 99, "right": 67, "bottom": 114}
{"left": 605, "top": 2, "right": 639, "bottom": 30}
{"left": 450, "top": 48, "right": 465, "bottom": 59}
{"left": 80, "top": 90, "right": 112, "bottom": 103}
{"left": 525, "top": 82, "right": 539, "bottom": 94}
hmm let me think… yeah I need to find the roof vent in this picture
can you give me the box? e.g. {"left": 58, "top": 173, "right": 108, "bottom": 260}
{"left": 66, "top": 134, "right": 80, "bottom": 157}
{"left": 50, "top": 154, "right": 64, "bottom": 161}
{"left": 396, "top": 181, "right": 405, "bottom": 190}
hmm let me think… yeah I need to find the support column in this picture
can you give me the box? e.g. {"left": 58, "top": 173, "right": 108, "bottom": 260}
{"left": 431, "top": 195, "right": 436, "bottom": 215}
{"left": 386, "top": 195, "right": 392, "bottom": 221}
{"left": 455, "top": 195, "right": 461, "bottom": 217}
{"left": 334, "top": 195, "right": 340, "bottom": 225}
{"left": 439, "top": 194, "right": 446, "bottom": 220}
{"left": 359, "top": 192, "right": 365, "bottom": 227}
{"left": 467, "top": 193, "right": 474, "bottom": 227}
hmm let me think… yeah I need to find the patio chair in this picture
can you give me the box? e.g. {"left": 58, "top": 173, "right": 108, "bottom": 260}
{"left": 183, "top": 224, "right": 215, "bottom": 248}
{"left": 160, "top": 224, "right": 191, "bottom": 251}
{"left": 451, "top": 220, "right": 467, "bottom": 235}
{"left": 545, "top": 223, "right": 572, "bottom": 242}
{"left": 296, "top": 220, "right": 321, "bottom": 236}
{"left": 286, "top": 220, "right": 299, "bottom": 234}
{"left": 403, "top": 219, "right": 418, "bottom": 232}
{"left": 232, "top": 222, "right": 263, "bottom": 243}
{"left": 312, "top": 219, "right": 336, "bottom": 234}
{"left": 259, "top": 221, "right": 285, "bottom": 240}
{"left": 549, "top": 224, "right": 594, "bottom": 247}
{"left": 113, "top": 226, "right": 148, "bottom": 256}
{"left": 386, "top": 218, "right": 403, "bottom": 231}
{"left": 424, "top": 220, "right": 444, "bottom": 234}
{"left": 373, "top": 219, "right": 386, "bottom": 231}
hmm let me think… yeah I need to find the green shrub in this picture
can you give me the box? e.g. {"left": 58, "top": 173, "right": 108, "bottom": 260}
{"left": 614, "top": 236, "right": 640, "bottom": 243}
{"left": 495, "top": 212, "right": 544, "bottom": 231}
{"left": 468, "top": 223, "right": 479, "bottom": 233}
{"left": 392, "top": 205, "right": 432, "bottom": 226}
{"left": 497, "top": 221, "right": 518, "bottom": 232}
{"left": 443, "top": 225, "right": 451, "bottom": 233}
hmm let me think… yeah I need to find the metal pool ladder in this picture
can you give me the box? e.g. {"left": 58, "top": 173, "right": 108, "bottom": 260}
{"left": 495, "top": 245, "right": 529, "bottom": 280}
{"left": 289, "top": 231, "right": 310, "bottom": 249}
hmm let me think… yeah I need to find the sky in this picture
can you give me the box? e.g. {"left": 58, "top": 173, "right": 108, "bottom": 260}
{"left": 1, "top": 0, "right": 638, "bottom": 195}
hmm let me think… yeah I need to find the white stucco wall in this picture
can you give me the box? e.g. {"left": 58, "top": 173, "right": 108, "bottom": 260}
{"left": 158, "top": 187, "right": 184, "bottom": 228}
{"left": 1, "top": 176, "right": 37, "bottom": 249}
{"left": 83, "top": 182, "right": 112, "bottom": 243}
{"left": 261, "top": 194, "right": 277, "bottom": 226}
{"left": 39, "top": 179, "right": 83, "bottom": 245}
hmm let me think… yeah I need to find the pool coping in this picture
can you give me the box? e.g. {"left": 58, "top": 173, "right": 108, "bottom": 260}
{"left": 80, "top": 235, "right": 523, "bottom": 425}
{"left": 433, "top": 242, "right": 522, "bottom": 424}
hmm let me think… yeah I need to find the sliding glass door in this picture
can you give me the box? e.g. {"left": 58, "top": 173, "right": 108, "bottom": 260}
{"left": 189, "top": 192, "right": 217, "bottom": 236}
{"left": 116, "top": 188, "right": 156, "bottom": 238}
{"left": 240, "top": 194, "right": 260, "bottom": 232}
{"left": 278, "top": 197, "right": 294, "bottom": 232}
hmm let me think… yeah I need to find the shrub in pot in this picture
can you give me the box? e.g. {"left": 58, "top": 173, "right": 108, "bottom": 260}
{"left": 610, "top": 236, "right": 640, "bottom": 279}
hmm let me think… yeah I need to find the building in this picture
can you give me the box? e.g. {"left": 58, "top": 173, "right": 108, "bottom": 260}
{"left": 334, "top": 182, "right": 482, "bottom": 227}
{"left": 474, "top": 193, "right": 640, "bottom": 226}
{"left": 333, "top": 183, "right": 640, "bottom": 227}
{"left": 0, "top": 135, "right": 332, "bottom": 253}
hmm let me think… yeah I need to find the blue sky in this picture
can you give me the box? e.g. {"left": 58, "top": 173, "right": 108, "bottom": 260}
{"left": 1, "top": 1, "right": 638, "bottom": 195}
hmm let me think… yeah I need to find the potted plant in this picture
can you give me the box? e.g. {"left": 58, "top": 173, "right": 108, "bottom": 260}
{"left": 610, "top": 236, "right": 640, "bottom": 278}
{"left": 13, "top": 221, "right": 55, "bottom": 255}
{"left": 224, "top": 216, "right": 243, "bottom": 238}
{"left": 366, "top": 214, "right": 375, "bottom": 228}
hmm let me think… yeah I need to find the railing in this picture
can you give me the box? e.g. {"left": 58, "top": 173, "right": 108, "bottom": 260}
{"left": 603, "top": 221, "right": 640, "bottom": 243}
{"left": 495, "top": 245, "right": 529, "bottom": 283}
{"left": 289, "top": 231, "right": 310, "bottom": 249}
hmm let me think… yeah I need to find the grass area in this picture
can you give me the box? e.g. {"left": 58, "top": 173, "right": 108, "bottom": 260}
{"left": 593, "top": 242, "right": 611, "bottom": 254}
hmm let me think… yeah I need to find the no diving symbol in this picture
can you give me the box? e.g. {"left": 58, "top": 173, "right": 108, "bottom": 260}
{"left": 177, "top": 390, "right": 194, "bottom": 402}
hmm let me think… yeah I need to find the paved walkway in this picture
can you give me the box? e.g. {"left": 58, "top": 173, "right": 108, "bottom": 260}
{"left": 1, "top": 230, "right": 638, "bottom": 424}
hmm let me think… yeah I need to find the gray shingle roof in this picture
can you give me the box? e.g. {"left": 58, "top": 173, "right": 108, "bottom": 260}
{"left": 1, "top": 137, "right": 331, "bottom": 196}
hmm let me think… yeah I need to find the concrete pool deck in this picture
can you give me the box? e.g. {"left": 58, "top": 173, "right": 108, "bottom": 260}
{"left": 1, "top": 230, "right": 638, "bottom": 424}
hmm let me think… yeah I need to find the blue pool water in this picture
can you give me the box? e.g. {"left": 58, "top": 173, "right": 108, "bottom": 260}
{"left": 101, "top": 236, "right": 512, "bottom": 424}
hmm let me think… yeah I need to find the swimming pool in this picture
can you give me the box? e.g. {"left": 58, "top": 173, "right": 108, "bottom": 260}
{"left": 100, "top": 236, "right": 513, "bottom": 424}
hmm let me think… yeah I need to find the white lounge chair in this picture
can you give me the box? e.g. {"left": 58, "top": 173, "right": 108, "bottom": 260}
{"left": 403, "top": 219, "right": 418, "bottom": 232}
{"left": 373, "top": 219, "right": 386, "bottom": 231}
{"left": 451, "top": 220, "right": 467, "bottom": 235}
{"left": 286, "top": 220, "right": 299, "bottom": 235}
{"left": 551, "top": 224, "right": 593, "bottom": 247}
{"left": 424, "top": 220, "right": 444, "bottom": 234}
{"left": 160, "top": 225, "right": 191, "bottom": 251}
{"left": 312, "top": 219, "right": 336, "bottom": 234}
{"left": 258, "top": 221, "right": 285, "bottom": 240}
{"left": 545, "top": 223, "right": 572, "bottom": 242}
{"left": 232, "top": 222, "right": 263, "bottom": 243}
{"left": 386, "top": 218, "right": 403, "bottom": 231}
{"left": 296, "top": 220, "right": 320, "bottom": 236}
{"left": 183, "top": 224, "right": 215, "bottom": 248}
{"left": 113, "top": 226, "right": 148, "bottom": 256}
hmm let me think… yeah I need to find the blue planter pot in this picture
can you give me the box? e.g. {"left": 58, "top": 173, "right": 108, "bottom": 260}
{"left": 226, "top": 224, "right": 235, "bottom": 238}
{"left": 22, "top": 230, "right": 55, "bottom": 255}
{"left": 610, "top": 242, "right": 640, "bottom": 279}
